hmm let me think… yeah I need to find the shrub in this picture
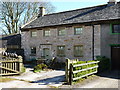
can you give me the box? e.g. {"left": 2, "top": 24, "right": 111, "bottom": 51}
{"left": 34, "top": 63, "right": 48, "bottom": 73}
{"left": 96, "top": 56, "right": 110, "bottom": 73}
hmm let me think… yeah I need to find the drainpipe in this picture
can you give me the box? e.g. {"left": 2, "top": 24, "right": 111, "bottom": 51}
{"left": 92, "top": 25, "right": 95, "bottom": 60}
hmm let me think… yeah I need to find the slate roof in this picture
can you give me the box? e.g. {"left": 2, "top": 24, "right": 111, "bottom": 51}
{"left": 22, "top": 2, "right": 120, "bottom": 30}
{"left": 0, "top": 34, "right": 21, "bottom": 46}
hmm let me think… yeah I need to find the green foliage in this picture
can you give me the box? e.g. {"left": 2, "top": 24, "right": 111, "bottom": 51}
{"left": 72, "top": 60, "right": 98, "bottom": 80}
{"left": 96, "top": 56, "right": 110, "bottom": 72}
{"left": 34, "top": 63, "right": 48, "bottom": 73}
{"left": 0, "top": 77, "right": 17, "bottom": 82}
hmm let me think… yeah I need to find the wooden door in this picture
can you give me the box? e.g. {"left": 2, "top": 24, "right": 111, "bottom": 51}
{"left": 111, "top": 46, "right": 120, "bottom": 70}
{"left": 43, "top": 48, "right": 50, "bottom": 59}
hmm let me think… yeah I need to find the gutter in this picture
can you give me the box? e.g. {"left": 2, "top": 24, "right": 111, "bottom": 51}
{"left": 92, "top": 25, "right": 95, "bottom": 60}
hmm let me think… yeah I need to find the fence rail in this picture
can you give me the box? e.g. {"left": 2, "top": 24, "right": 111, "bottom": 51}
{"left": 0, "top": 52, "right": 23, "bottom": 76}
{"left": 65, "top": 58, "right": 99, "bottom": 85}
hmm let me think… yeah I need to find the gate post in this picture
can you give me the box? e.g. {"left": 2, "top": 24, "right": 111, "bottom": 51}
{"left": 69, "top": 64, "right": 73, "bottom": 85}
{"left": 65, "top": 58, "right": 70, "bottom": 84}
{"left": 18, "top": 56, "right": 23, "bottom": 73}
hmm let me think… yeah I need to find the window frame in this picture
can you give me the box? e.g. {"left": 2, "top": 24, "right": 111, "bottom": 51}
{"left": 110, "top": 23, "right": 120, "bottom": 34}
{"left": 43, "top": 30, "right": 51, "bottom": 37}
{"left": 57, "top": 45, "right": 65, "bottom": 57}
{"left": 74, "top": 45, "right": 83, "bottom": 57}
{"left": 31, "top": 31, "right": 37, "bottom": 37}
{"left": 74, "top": 27, "right": 83, "bottom": 35}
{"left": 58, "top": 29, "right": 66, "bottom": 36}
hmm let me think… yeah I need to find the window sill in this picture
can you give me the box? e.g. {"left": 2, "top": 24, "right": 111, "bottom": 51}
{"left": 74, "top": 55, "right": 83, "bottom": 57}
{"left": 74, "top": 34, "right": 82, "bottom": 35}
{"left": 30, "top": 54, "right": 36, "bottom": 56}
{"left": 111, "top": 33, "right": 120, "bottom": 35}
{"left": 43, "top": 36, "right": 50, "bottom": 37}
{"left": 31, "top": 36, "right": 37, "bottom": 38}
{"left": 57, "top": 55, "right": 66, "bottom": 57}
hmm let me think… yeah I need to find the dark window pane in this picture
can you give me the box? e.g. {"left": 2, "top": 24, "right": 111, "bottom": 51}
{"left": 74, "top": 45, "right": 83, "bottom": 57}
{"left": 57, "top": 46, "right": 65, "bottom": 56}
{"left": 112, "top": 24, "right": 120, "bottom": 33}
{"left": 31, "top": 47, "right": 36, "bottom": 54}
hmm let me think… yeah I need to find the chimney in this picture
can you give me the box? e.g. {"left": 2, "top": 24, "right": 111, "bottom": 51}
{"left": 38, "top": 7, "right": 45, "bottom": 17}
{"left": 107, "top": 0, "right": 116, "bottom": 5}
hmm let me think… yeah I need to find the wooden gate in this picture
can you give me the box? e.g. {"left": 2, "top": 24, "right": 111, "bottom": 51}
{"left": 0, "top": 53, "right": 23, "bottom": 76}
{"left": 65, "top": 58, "right": 99, "bottom": 85}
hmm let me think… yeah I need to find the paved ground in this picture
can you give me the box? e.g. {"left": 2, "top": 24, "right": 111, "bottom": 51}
{"left": 80, "top": 72, "right": 119, "bottom": 88}
{"left": 1, "top": 67, "right": 119, "bottom": 89}
{"left": 0, "top": 67, "right": 65, "bottom": 88}
{"left": 60, "top": 70, "right": 120, "bottom": 89}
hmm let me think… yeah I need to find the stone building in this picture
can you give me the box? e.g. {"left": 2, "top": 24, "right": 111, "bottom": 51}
{"left": 0, "top": 34, "right": 24, "bottom": 59}
{"left": 21, "top": 0, "right": 120, "bottom": 69}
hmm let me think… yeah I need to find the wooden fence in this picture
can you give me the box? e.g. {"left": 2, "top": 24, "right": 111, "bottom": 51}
{"left": 0, "top": 52, "right": 23, "bottom": 76}
{"left": 65, "top": 58, "right": 99, "bottom": 85}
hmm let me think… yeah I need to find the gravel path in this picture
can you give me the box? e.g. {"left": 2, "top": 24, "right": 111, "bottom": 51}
{"left": 1, "top": 68, "right": 65, "bottom": 88}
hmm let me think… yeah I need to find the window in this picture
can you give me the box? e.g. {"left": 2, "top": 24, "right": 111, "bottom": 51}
{"left": 44, "top": 30, "right": 51, "bottom": 37}
{"left": 57, "top": 46, "right": 65, "bottom": 56}
{"left": 74, "top": 27, "right": 83, "bottom": 35}
{"left": 74, "top": 45, "right": 83, "bottom": 57}
{"left": 58, "top": 29, "right": 65, "bottom": 36}
{"left": 7, "top": 45, "right": 19, "bottom": 49}
{"left": 31, "top": 31, "right": 37, "bottom": 37}
{"left": 112, "top": 24, "right": 120, "bottom": 33}
{"left": 31, "top": 47, "right": 36, "bottom": 55}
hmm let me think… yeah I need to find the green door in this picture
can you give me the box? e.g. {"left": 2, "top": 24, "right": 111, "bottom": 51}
{"left": 43, "top": 48, "right": 50, "bottom": 59}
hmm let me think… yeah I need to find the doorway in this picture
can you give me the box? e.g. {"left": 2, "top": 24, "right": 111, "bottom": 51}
{"left": 43, "top": 48, "right": 50, "bottom": 59}
{"left": 111, "top": 46, "right": 120, "bottom": 70}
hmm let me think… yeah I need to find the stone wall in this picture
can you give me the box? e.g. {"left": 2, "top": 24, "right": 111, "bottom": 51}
{"left": 101, "top": 23, "right": 120, "bottom": 59}
{"left": 22, "top": 24, "right": 101, "bottom": 62}
{"left": 94, "top": 25, "right": 101, "bottom": 59}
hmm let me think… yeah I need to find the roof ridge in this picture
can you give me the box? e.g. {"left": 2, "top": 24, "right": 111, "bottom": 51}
{"left": 21, "top": 3, "right": 119, "bottom": 30}
{"left": 21, "top": 17, "right": 37, "bottom": 28}
{"left": 44, "top": 4, "right": 107, "bottom": 16}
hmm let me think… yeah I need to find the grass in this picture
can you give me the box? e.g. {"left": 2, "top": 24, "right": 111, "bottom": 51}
{"left": 72, "top": 75, "right": 98, "bottom": 85}
{"left": 0, "top": 77, "right": 32, "bottom": 83}
{"left": 0, "top": 77, "right": 17, "bottom": 82}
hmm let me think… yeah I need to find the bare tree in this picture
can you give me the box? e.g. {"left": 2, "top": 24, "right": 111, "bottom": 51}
{"left": 0, "top": 2, "right": 55, "bottom": 35}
